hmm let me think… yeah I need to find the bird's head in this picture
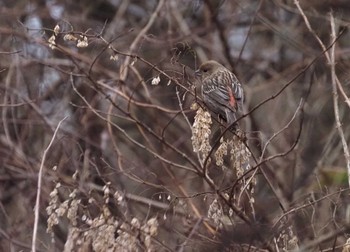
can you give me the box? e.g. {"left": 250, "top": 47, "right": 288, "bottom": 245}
{"left": 195, "top": 60, "right": 224, "bottom": 80}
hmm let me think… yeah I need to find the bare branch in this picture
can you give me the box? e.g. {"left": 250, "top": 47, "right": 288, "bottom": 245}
{"left": 32, "top": 116, "right": 68, "bottom": 252}
{"left": 329, "top": 13, "right": 350, "bottom": 188}
{"left": 120, "top": 0, "right": 165, "bottom": 81}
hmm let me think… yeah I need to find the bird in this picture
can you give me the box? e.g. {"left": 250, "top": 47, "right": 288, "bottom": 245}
{"left": 195, "top": 60, "right": 244, "bottom": 129}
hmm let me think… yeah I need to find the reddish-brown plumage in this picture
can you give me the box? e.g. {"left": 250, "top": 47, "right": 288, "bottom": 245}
{"left": 196, "top": 60, "right": 244, "bottom": 128}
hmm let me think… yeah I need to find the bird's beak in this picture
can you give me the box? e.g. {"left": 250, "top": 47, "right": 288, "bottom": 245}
{"left": 195, "top": 69, "right": 201, "bottom": 77}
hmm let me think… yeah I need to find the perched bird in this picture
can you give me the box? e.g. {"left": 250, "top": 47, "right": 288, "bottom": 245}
{"left": 196, "top": 60, "right": 244, "bottom": 128}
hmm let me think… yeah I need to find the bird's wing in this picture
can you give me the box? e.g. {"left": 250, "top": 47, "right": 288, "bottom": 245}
{"left": 230, "top": 73, "right": 244, "bottom": 102}
{"left": 202, "top": 70, "right": 243, "bottom": 109}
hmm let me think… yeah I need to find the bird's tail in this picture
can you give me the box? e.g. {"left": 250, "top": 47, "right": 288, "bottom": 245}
{"left": 225, "top": 108, "right": 239, "bottom": 130}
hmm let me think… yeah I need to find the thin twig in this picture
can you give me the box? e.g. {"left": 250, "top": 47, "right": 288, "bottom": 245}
{"left": 203, "top": 0, "right": 235, "bottom": 68}
{"left": 175, "top": 86, "right": 192, "bottom": 128}
{"left": 70, "top": 76, "right": 197, "bottom": 173}
{"left": 295, "top": 1, "right": 350, "bottom": 187}
{"left": 32, "top": 116, "right": 68, "bottom": 252}
{"left": 294, "top": 0, "right": 350, "bottom": 108}
{"left": 0, "top": 50, "right": 21, "bottom": 54}
{"left": 295, "top": 225, "right": 350, "bottom": 252}
{"left": 329, "top": 13, "right": 350, "bottom": 188}
{"left": 294, "top": 0, "right": 330, "bottom": 62}
{"left": 260, "top": 99, "right": 304, "bottom": 162}
{"left": 236, "top": 0, "right": 262, "bottom": 66}
{"left": 273, "top": 188, "right": 350, "bottom": 228}
{"left": 120, "top": 0, "right": 165, "bottom": 81}
{"left": 0, "top": 228, "right": 45, "bottom": 252}
{"left": 178, "top": 217, "right": 203, "bottom": 252}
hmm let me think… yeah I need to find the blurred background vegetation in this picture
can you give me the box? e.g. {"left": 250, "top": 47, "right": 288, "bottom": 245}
{"left": 1, "top": 0, "right": 350, "bottom": 251}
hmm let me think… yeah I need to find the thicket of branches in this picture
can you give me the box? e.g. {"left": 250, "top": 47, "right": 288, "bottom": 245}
{"left": 1, "top": 0, "right": 350, "bottom": 251}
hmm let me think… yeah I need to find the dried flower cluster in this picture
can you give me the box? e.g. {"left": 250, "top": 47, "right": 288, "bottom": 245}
{"left": 275, "top": 225, "right": 299, "bottom": 251}
{"left": 217, "top": 136, "right": 255, "bottom": 184}
{"left": 229, "top": 135, "right": 251, "bottom": 176}
{"left": 46, "top": 180, "right": 159, "bottom": 252}
{"left": 343, "top": 238, "right": 350, "bottom": 252}
{"left": 47, "top": 183, "right": 80, "bottom": 233}
{"left": 191, "top": 107, "right": 257, "bottom": 228}
{"left": 75, "top": 207, "right": 157, "bottom": 252}
{"left": 47, "top": 24, "right": 89, "bottom": 50}
{"left": 191, "top": 104, "right": 212, "bottom": 163}
{"left": 207, "top": 199, "right": 224, "bottom": 229}
{"left": 207, "top": 195, "right": 235, "bottom": 230}
{"left": 214, "top": 138, "right": 228, "bottom": 166}
{"left": 228, "top": 136, "right": 256, "bottom": 211}
{"left": 48, "top": 24, "right": 60, "bottom": 49}
{"left": 151, "top": 76, "right": 160, "bottom": 85}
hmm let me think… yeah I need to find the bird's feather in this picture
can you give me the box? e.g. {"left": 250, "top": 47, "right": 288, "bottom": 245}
{"left": 202, "top": 70, "right": 243, "bottom": 111}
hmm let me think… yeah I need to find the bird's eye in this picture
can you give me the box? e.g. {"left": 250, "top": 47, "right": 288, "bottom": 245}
{"left": 203, "top": 69, "right": 208, "bottom": 73}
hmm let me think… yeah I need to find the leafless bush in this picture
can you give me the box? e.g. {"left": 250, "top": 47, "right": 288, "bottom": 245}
{"left": 1, "top": 0, "right": 350, "bottom": 251}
